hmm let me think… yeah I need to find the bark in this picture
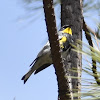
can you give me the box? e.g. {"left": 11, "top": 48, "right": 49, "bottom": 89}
{"left": 43, "top": 0, "right": 73, "bottom": 99}
{"left": 61, "top": 0, "right": 83, "bottom": 99}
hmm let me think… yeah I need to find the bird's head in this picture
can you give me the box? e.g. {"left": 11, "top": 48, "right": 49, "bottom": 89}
{"left": 60, "top": 25, "right": 72, "bottom": 36}
{"left": 59, "top": 25, "right": 73, "bottom": 49}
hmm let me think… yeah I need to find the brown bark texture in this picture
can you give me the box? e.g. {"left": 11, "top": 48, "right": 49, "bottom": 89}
{"left": 61, "top": 0, "right": 83, "bottom": 99}
{"left": 43, "top": 0, "right": 73, "bottom": 100}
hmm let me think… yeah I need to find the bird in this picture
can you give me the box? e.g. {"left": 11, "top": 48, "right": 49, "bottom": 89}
{"left": 21, "top": 25, "right": 73, "bottom": 84}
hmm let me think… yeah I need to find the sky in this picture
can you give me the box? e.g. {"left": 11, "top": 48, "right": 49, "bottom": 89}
{"left": 0, "top": 1, "right": 58, "bottom": 100}
{"left": 0, "top": 0, "right": 99, "bottom": 100}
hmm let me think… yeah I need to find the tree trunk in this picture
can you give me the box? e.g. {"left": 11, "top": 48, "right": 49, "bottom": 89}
{"left": 61, "top": 0, "right": 83, "bottom": 99}
{"left": 43, "top": 0, "right": 74, "bottom": 99}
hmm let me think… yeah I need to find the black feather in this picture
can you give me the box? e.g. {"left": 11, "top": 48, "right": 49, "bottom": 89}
{"left": 60, "top": 25, "right": 73, "bottom": 31}
{"left": 34, "top": 63, "right": 51, "bottom": 74}
{"left": 21, "top": 75, "right": 28, "bottom": 84}
{"left": 29, "top": 57, "right": 39, "bottom": 67}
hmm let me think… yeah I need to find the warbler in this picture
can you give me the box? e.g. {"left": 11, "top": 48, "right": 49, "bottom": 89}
{"left": 21, "top": 25, "right": 73, "bottom": 84}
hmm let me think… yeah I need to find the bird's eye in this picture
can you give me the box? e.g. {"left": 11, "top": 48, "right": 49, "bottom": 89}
{"left": 62, "top": 25, "right": 72, "bottom": 29}
{"left": 59, "top": 37, "right": 63, "bottom": 40}
{"left": 63, "top": 25, "right": 69, "bottom": 29}
{"left": 63, "top": 26, "right": 67, "bottom": 29}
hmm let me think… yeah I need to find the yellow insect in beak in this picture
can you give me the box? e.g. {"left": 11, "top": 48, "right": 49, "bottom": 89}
{"left": 62, "top": 27, "right": 72, "bottom": 35}
{"left": 59, "top": 36, "right": 67, "bottom": 48}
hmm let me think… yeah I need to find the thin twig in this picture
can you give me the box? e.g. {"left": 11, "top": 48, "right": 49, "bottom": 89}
{"left": 83, "top": 19, "right": 100, "bottom": 85}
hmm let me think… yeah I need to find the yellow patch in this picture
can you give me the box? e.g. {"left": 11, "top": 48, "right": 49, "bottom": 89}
{"left": 59, "top": 36, "right": 67, "bottom": 48}
{"left": 62, "top": 27, "right": 72, "bottom": 35}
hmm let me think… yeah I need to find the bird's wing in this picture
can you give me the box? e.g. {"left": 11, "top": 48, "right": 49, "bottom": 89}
{"left": 37, "top": 41, "right": 50, "bottom": 57}
{"left": 34, "top": 63, "right": 51, "bottom": 74}
{"left": 29, "top": 41, "right": 50, "bottom": 67}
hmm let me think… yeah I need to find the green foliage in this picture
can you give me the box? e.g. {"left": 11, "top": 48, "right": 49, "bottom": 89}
{"left": 72, "top": 34, "right": 100, "bottom": 99}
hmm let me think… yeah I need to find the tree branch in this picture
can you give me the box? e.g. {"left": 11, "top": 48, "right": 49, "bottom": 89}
{"left": 43, "top": 0, "right": 73, "bottom": 99}
{"left": 83, "top": 19, "right": 100, "bottom": 85}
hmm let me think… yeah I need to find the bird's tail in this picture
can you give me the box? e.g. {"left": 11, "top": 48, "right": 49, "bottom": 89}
{"left": 21, "top": 69, "right": 33, "bottom": 84}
